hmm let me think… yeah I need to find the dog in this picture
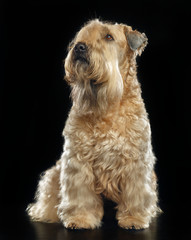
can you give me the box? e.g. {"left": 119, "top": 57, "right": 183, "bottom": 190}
{"left": 27, "top": 19, "right": 161, "bottom": 230}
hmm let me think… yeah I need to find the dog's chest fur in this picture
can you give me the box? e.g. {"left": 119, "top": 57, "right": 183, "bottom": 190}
{"left": 63, "top": 104, "right": 149, "bottom": 202}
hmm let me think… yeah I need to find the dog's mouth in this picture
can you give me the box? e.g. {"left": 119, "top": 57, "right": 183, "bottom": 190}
{"left": 74, "top": 55, "right": 89, "bottom": 64}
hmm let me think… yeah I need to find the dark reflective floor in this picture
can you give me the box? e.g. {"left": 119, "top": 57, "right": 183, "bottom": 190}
{"left": 1, "top": 201, "right": 189, "bottom": 240}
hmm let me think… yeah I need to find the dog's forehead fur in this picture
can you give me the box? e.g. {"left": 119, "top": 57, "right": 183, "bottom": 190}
{"left": 75, "top": 20, "right": 128, "bottom": 45}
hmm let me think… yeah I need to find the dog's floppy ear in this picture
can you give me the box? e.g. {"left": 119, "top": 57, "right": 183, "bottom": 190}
{"left": 127, "top": 31, "right": 148, "bottom": 51}
{"left": 123, "top": 26, "right": 148, "bottom": 55}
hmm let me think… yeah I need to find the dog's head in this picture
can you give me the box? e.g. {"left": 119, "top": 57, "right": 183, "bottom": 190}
{"left": 64, "top": 19, "right": 147, "bottom": 113}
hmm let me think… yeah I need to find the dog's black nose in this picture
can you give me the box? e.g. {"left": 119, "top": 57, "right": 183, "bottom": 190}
{"left": 74, "top": 42, "right": 87, "bottom": 53}
{"left": 73, "top": 42, "right": 89, "bottom": 63}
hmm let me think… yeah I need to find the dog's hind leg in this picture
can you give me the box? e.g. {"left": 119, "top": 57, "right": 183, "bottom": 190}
{"left": 27, "top": 160, "right": 61, "bottom": 223}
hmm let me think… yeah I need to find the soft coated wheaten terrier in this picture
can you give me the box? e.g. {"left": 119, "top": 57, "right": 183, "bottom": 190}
{"left": 27, "top": 19, "right": 161, "bottom": 230}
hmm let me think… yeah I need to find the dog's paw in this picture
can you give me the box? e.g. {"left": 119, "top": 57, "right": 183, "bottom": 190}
{"left": 27, "top": 203, "right": 60, "bottom": 223}
{"left": 63, "top": 215, "right": 102, "bottom": 229}
{"left": 118, "top": 216, "right": 149, "bottom": 230}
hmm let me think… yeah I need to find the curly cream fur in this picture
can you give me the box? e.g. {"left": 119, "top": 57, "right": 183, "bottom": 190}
{"left": 27, "top": 19, "right": 161, "bottom": 230}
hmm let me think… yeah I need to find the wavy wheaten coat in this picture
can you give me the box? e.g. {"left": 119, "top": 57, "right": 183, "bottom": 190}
{"left": 27, "top": 19, "right": 161, "bottom": 230}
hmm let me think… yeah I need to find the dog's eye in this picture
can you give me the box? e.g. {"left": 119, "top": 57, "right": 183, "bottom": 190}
{"left": 105, "top": 34, "right": 114, "bottom": 41}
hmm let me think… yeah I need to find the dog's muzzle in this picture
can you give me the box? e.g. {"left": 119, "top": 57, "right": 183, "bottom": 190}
{"left": 73, "top": 42, "right": 89, "bottom": 64}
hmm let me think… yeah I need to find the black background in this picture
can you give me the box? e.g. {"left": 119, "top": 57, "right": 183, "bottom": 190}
{"left": 1, "top": 0, "right": 190, "bottom": 239}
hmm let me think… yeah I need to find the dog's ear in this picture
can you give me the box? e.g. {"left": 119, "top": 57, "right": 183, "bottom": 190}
{"left": 127, "top": 31, "right": 148, "bottom": 52}
{"left": 123, "top": 25, "right": 148, "bottom": 55}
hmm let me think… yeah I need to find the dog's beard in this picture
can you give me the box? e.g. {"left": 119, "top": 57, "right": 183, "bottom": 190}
{"left": 65, "top": 52, "right": 124, "bottom": 114}
{"left": 71, "top": 79, "right": 106, "bottom": 113}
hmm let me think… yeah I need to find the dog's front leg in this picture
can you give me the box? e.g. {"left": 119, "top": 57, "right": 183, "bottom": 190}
{"left": 58, "top": 152, "right": 103, "bottom": 229}
{"left": 116, "top": 166, "right": 158, "bottom": 230}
